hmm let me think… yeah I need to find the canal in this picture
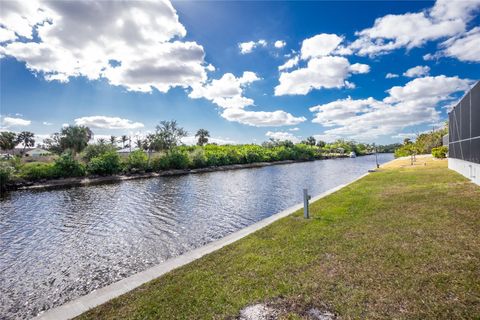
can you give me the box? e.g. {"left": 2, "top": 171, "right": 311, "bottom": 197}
{"left": 0, "top": 154, "right": 393, "bottom": 319}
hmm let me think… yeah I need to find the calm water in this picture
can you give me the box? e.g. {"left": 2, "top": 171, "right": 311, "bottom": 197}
{"left": 0, "top": 154, "right": 393, "bottom": 319}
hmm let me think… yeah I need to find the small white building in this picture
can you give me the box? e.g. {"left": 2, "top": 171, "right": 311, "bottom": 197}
{"left": 116, "top": 147, "right": 140, "bottom": 155}
{"left": 25, "top": 148, "right": 51, "bottom": 158}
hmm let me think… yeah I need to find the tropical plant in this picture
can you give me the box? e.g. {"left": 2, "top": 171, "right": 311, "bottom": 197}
{"left": 53, "top": 152, "right": 86, "bottom": 178}
{"left": 154, "top": 120, "right": 187, "bottom": 150}
{"left": 110, "top": 135, "right": 117, "bottom": 145}
{"left": 59, "top": 125, "right": 93, "bottom": 156}
{"left": 82, "top": 143, "right": 116, "bottom": 162}
{"left": 304, "top": 136, "right": 316, "bottom": 146}
{"left": 195, "top": 129, "right": 210, "bottom": 146}
{"left": 97, "top": 138, "right": 107, "bottom": 145}
{"left": 164, "top": 149, "right": 190, "bottom": 169}
{"left": 432, "top": 146, "right": 448, "bottom": 159}
{"left": 190, "top": 148, "right": 207, "bottom": 168}
{"left": 87, "top": 150, "right": 122, "bottom": 175}
{"left": 126, "top": 150, "right": 148, "bottom": 171}
{"left": 20, "top": 162, "right": 57, "bottom": 181}
{"left": 121, "top": 135, "right": 128, "bottom": 148}
{"left": 42, "top": 133, "right": 63, "bottom": 154}
{"left": 16, "top": 131, "right": 35, "bottom": 154}
{"left": 0, "top": 131, "right": 17, "bottom": 154}
{"left": 0, "top": 162, "right": 15, "bottom": 192}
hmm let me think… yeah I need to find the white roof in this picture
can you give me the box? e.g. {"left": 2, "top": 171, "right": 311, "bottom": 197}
{"left": 27, "top": 148, "right": 51, "bottom": 154}
{"left": 117, "top": 147, "right": 140, "bottom": 153}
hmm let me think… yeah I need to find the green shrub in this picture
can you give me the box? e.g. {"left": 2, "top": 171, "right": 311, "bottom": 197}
{"left": 292, "top": 144, "right": 316, "bottom": 160}
{"left": 20, "top": 162, "right": 57, "bottom": 181}
{"left": 87, "top": 151, "right": 122, "bottom": 175}
{"left": 8, "top": 156, "right": 22, "bottom": 170}
{"left": 0, "top": 162, "right": 15, "bottom": 192}
{"left": 82, "top": 144, "right": 116, "bottom": 162}
{"left": 432, "top": 146, "right": 448, "bottom": 159}
{"left": 190, "top": 148, "right": 207, "bottom": 168}
{"left": 53, "top": 152, "right": 85, "bottom": 178}
{"left": 151, "top": 155, "right": 170, "bottom": 171}
{"left": 150, "top": 150, "right": 190, "bottom": 170}
{"left": 394, "top": 145, "right": 414, "bottom": 158}
{"left": 126, "top": 150, "right": 148, "bottom": 171}
{"left": 166, "top": 150, "right": 190, "bottom": 169}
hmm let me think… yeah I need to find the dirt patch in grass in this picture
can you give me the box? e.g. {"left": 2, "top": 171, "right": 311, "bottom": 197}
{"left": 235, "top": 298, "right": 337, "bottom": 320}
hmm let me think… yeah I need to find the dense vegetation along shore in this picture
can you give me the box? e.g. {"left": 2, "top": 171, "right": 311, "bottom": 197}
{"left": 1, "top": 122, "right": 398, "bottom": 192}
{"left": 76, "top": 157, "right": 479, "bottom": 319}
{"left": 12, "top": 159, "right": 323, "bottom": 191}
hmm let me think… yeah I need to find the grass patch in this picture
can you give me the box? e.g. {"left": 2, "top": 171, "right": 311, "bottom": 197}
{"left": 78, "top": 158, "right": 480, "bottom": 319}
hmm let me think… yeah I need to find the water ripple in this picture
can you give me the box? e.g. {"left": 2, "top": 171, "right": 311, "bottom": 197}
{"left": 0, "top": 154, "right": 392, "bottom": 319}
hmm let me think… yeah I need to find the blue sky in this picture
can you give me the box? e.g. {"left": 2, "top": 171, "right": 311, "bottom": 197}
{"left": 1, "top": 0, "right": 479, "bottom": 145}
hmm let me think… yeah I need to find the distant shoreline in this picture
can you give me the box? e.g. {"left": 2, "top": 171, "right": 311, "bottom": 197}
{"left": 8, "top": 155, "right": 360, "bottom": 192}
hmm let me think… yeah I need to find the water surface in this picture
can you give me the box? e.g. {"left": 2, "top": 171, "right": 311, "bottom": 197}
{"left": 0, "top": 154, "right": 393, "bottom": 319}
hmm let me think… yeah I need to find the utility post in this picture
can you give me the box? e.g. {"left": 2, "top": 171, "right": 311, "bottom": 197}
{"left": 303, "top": 188, "right": 311, "bottom": 219}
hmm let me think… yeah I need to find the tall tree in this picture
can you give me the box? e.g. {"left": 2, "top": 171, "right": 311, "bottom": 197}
{"left": 195, "top": 129, "right": 210, "bottom": 146}
{"left": 43, "top": 133, "right": 63, "bottom": 154}
{"left": 97, "top": 138, "right": 107, "bottom": 145}
{"left": 121, "top": 135, "right": 128, "bottom": 148}
{"left": 110, "top": 135, "right": 117, "bottom": 146}
{"left": 305, "top": 136, "right": 316, "bottom": 146}
{"left": 154, "top": 120, "right": 187, "bottom": 150}
{"left": 135, "top": 138, "right": 142, "bottom": 149}
{"left": 17, "top": 131, "right": 35, "bottom": 154}
{"left": 59, "top": 125, "right": 93, "bottom": 155}
{"left": 0, "top": 131, "right": 17, "bottom": 154}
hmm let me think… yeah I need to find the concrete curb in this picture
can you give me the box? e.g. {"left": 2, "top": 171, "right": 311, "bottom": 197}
{"left": 34, "top": 172, "right": 371, "bottom": 320}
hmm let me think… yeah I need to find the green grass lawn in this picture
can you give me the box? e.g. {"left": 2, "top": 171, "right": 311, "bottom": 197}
{"left": 78, "top": 158, "right": 480, "bottom": 319}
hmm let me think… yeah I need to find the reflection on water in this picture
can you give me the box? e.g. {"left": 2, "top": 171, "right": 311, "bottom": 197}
{"left": 0, "top": 154, "right": 393, "bottom": 319}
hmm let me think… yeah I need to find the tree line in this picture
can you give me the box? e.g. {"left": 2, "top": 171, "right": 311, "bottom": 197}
{"left": 394, "top": 124, "right": 448, "bottom": 158}
{"left": 1, "top": 120, "right": 397, "bottom": 191}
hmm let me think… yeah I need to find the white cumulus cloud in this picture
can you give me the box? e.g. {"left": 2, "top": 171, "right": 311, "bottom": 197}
{"left": 74, "top": 116, "right": 144, "bottom": 130}
{"left": 238, "top": 39, "right": 267, "bottom": 54}
{"left": 0, "top": 0, "right": 210, "bottom": 93}
{"left": 386, "top": 73, "right": 399, "bottom": 79}
{"left": 1, "top": 116, "right": 31, "bottom": 128}
{"left": 348, "top": 0, "right": 480, "bottom": 57}
{"left": 190, "top": 71, "right": 305, "bottom": 127}
{"left": 274, "top": 40, "right": 286, "bottom": 48}
{"left": 301, "top": 33, "right": 344, "bottom": 59}
{"left": 309, "top": 75, "right": 472, "bottom": 141}
{"left": 440, "top": 26, "right": 480, "bottom": 62}
{"left": 275, "top": 56, "right": 369, "bottom": 96}
{"left": 403, "top": 65, "right": 431, "bottom": 78}
{"left": 278, "top": 56, "right": 299, "bottom": 71}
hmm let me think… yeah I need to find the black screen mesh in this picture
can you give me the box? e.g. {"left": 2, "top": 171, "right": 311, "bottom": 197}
{"left": 448, "top": 81, "right": 480, "bottom": 164}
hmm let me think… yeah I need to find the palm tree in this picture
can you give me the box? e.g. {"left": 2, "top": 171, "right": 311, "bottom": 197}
{"left": 0, "top": 131, "right": 17, "bottom": 155}
{"left": 154, "top": 120, "right": 187, "bottom": 150}
{"left": 59, "top": 125, "right": 93, "bottom": 156}
{"left": 98, "top": 138, "right": 107, "bottom": 145}
{"left": 17, "top": 131, "right": 35, "bottom": 154}
{"left": 121, "top": 135, "right": 128, "bottom": 148}
{"left": 305, "top": 136, "right": 316, "bottom": 146}
{"left": 135, "top": 139, "right": 142, "bottom": 149}
{"left": 110, "top": 135, "right": 117, "bottom": 146}
{"left": 195, "top": 129, "right": 210, "bottom": 146}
